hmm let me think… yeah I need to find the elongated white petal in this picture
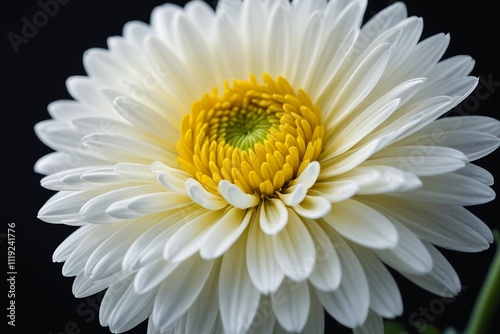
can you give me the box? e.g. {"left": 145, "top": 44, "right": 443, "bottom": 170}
{"left": 373, "top": 219, "right": 433, "bottom": 274}
{"left": 291, "top": 161, "right": 321, "bottom": 189}
{"left": 247, "top": 213, "right": 285, "bottom": 294}
{"left": 392, "top": 173, "right": 495, "bottom": 206}
{"left": 185, "top": 178, "right": 227, "bottom": 210}
{"left": 163, "top": 209, "right": 225, "bottom": 262}
{"left": 151, "top": 255, "right": 214, "bottom": 332}
{"left": 353, "top": 310, "right": 384, "bottom": 334}
{"left": 134, "top": 260, "right": 180, "bottom": 294}
{"left": 259, "top": 198, "right": 289, "bottom": 235}
{"left": 309, "top": 179, "right": 359, "bottom": 202}
{"left": 152, "top": 161, "right": 191, "bottom": 194}
{"left": 219, "top": 236, "right": 261, "bottom": 334}
{"left": 293, "top": 195, "right": 332, "bottom": 219}
{"left": 315, "top": 229, "right": 369, "bottom": 328}
{"left": 401, "top": 242, "right": 461, "bottom": 297}
{"left": 200, "top": 208, "right": 253, "bottom": 259}
{"left": 271, "top": 278, "right": 310, "bottom": 332}
{"left": 367, "top": 145, "right": 467, "bottom": 176}
{"left": 303, "top": 219, "right": 341, "bottom": 292}
{"left": 218, "top": 180, "right": 260, "bottom": 209}
{"left": 272, "top": 209, "right": 316, "bottom": 281}
{"left": 277, "top": 184, "right": 307, "bottom": 207}
{"left": 364, "top": 197, "right": 492, "bottom": 252}
{"left": 323, "top": 199, "right": 398, "bottom": 249}
{"left": 246, "top": 295, "right": 276, "bottom": 334}
{"left": 185, "top": 260, "right": 221, "bottom": 334}
{"left": 350, "top": 243, "right": 403, "bottom": 318}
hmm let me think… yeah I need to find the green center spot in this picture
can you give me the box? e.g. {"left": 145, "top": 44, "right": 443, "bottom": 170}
{"left": 220, "top": 107, "right": 279, "bottom": 150}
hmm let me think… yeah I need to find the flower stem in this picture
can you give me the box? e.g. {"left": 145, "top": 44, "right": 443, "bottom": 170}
{"left": 464, "top": 229, "right": 500, "bottom": 334}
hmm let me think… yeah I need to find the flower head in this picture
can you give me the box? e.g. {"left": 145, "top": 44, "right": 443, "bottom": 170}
{"left": 36, "top": 0, "right": 500, "bottom": 333}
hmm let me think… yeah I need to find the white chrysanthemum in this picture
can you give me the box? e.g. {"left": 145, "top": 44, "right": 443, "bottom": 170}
{"left": 35, "top": 0, "right": 500, "bottom": 333}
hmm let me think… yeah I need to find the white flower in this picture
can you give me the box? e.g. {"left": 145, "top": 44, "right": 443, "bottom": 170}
{"left": 35, "top": 0, "right": 500, "bottom": 333}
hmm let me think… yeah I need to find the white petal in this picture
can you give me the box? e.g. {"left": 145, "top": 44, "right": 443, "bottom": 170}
{"left": 151, "top": 161, "right": 191, "bottom": 194}
{"left": 401, "top": 242, "right": 461, "bottom": 298}
{"left": 151, "top": 255, "right": 214, "bottom": 332}
{"left": 185, "top": 178, "right": 227, "bottom": 210}
{"left": 134, "top": 260, "right": 179, "bottom": 295}
{"left": 323, "top": 199, "right": 398, "bottom": 249}
{"left": 398, "top": 130, "right": 500, "bottom": 162}
{"left": 291, "top": 161, "right": 320, "bottom": 189}
{"left": 272, "top": 209, "right": 316, "bottom": 281}
{"left": 72, "top": 272, "right": 122, "bottom": 298}
{"left": 200, "top": 207, "right": 253, "bottom": 259}
{"left": 329, "top": 99, "right": 400, "bottom": 157}
{"left": 219, "top": 237, "right": 261, "bottom": 334}
{"left": 367, "top": 145, "right": 467, "bottom": 176}
{"left": 293, "top": 195, "right": 332, "bottom": 219}
{"left": 79, "top": 184, "right": 164, "bottom": 224}
{"left": 324, "top": 43, "right": 392, "bottom": 127}
{"left": 303, "top": 219, "right": 341, "bottom": 291}
{"left": 122, "top": 209, "right": 198, "bottom": 271}
{"left": 247, "top": 214, "right": 285, "bottom": 294}
{"left": 315, "top": 229, "right": 369, "bottom": 328}
{"left": 454, "top": 163, "right": 494, "bottom": 186}
{"left": 351, "top": 165, "right": 422, "bottom": 194}
{"left": 163, "top": 209, "right": 225, "bottom": 262}
{"left": 185, "top": 260, "right": 221, "bottom": 334}
{"left": 271, "top": 278, "right": 310, "bottom": 332}
{"left": 392, "top": 173, "right": 495, "bottom": 206}
{"left": 350, "top": 243, "right": 403, "bottom": 318}
{"left": 100, "top": 274, "right": 135, "bottom": 327}
{"left": 246, "top": 295, "right": 276, "bottom": 334}
{"left": 353, "top": 310, "right": 384, "bottom": 334}
{"left": 106, "top": 192, "right": 191, "bottom": 219}
{"left": 218, "top": 180, "right": 260, "bottom": 209}
{"left": 277, "top": 184, "right": 307, "bottom": 207}
{"left": 365, "top": 197, "right": 492, "bottom": 252}
{"left": 259, "top": 198, "right": 289, "bottom": 235}
{"left": 53, "top": 225, "right": 93, "bottom": 262}
{"left": 309, "top": 180, "right": 359, "bottom": 202}
{"left": 107, "top": 279, "right": 157, "bottom": 333}
{"left": 62, "top": 224, "right": 118, "bottom": 276}
{"left": 300, "top": 287, "right": 325, "bottom": 334}
{"left": 373, "top": 219, "right": 433, "bottom": 274}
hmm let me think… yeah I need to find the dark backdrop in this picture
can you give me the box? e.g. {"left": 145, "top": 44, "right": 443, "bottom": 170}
{"left": 2, "top": 0, "right": 499, "bottom": 333}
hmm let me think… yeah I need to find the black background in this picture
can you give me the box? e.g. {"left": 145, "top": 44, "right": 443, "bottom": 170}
{"left": 2, "top": 0, "right": 499, "bottom": 333}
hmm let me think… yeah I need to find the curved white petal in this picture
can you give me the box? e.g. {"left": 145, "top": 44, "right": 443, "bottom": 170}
{"left": 303, "top": 219, "right": 341, "bottom": 292}
{"left": 218, "top": 180, "right": 260, "bottom": 209}
{"left": 185, "top": 178, "right": 228, "bottom": 210}
{"left": 272, "top": 209, "right": 316, "bottom": 281}
{"left": 293, "top": 194, "right": 332, "bottom": 219}
{"left": 323, "top": 199, "right": 398, "bottom": 249}
{"left": 315, "top": 228, "right": 369, "bottom": 328}
{"left": 200, "top": 207, "right": 253, "bottom": 259}
{"left": 247, "top": 213, "right": 285, "bottom": 295}
{"left": 271, "top": 278, "right": 310, "bottom": 332}
{"left": 402, "top": 242, "right": 462, "bottom": 298}
{"left": 151, "top": 255, "right": 214, "bottom": 332}
{"left": 353, "top": 310, "right": 384, "bottom": 334}
{"left": 163, "top": 209, "right": 225, "bottom": 262}
{"left": 259, "top": 198, "right": 289, "bottom": 236}
{"left": 350, "top": 243, "right": 403, "bottom": 318}
{"left": 219, "top": 236, "right": 261, "bottom": 334}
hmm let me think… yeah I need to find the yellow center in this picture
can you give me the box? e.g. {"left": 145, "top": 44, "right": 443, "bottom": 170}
{"left": 177, "top": 73, "right": 324, "bottom": 198}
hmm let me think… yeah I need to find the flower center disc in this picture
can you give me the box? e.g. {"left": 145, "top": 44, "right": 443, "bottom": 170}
{"left": 177, "top": 73, "right": 324, "bottom": 198}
